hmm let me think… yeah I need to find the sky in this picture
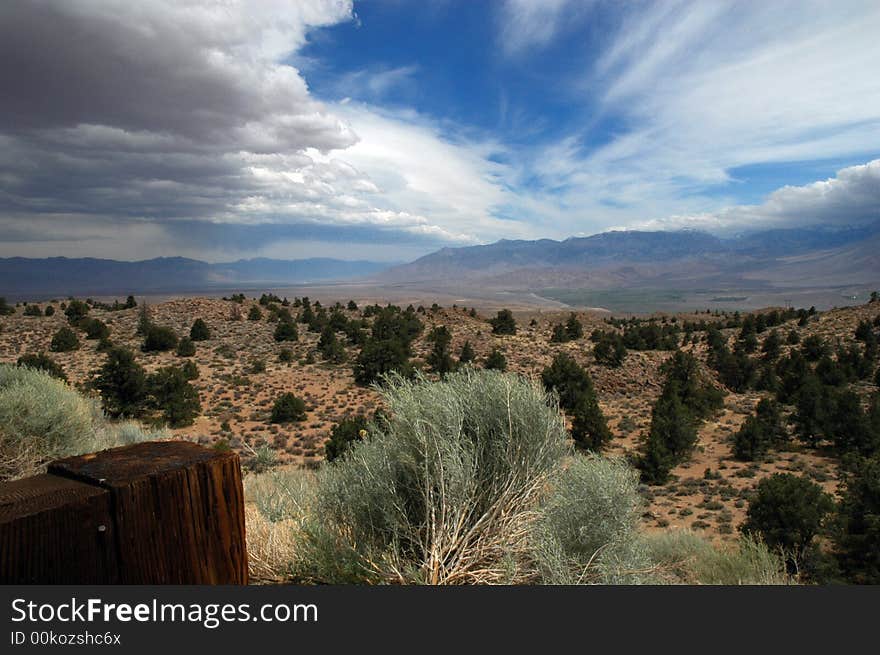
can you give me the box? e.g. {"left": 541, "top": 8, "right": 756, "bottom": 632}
{"left": 1, "top": 0, "right": 879, "bottom": 263}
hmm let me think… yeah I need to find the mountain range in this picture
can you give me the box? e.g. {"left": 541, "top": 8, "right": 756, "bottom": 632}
{"left": 0, "top": 257, "right": 391, "bottom": 298}
{"left": 3, "top": 223, "right": 878, "bottom": 307}
{"left": 378, "top": 223, "right": 880, "bottom": 293}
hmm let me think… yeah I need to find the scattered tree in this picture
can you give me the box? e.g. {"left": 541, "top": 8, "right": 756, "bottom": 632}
{"left": 142, "top": 324, "right": 178, "bottom": 352}
{"left": 488, "top": 309, "right": 517, "bottom": 335}
{"left": 189, "top": 318, "right": 211, "bottom": 341}
{"left": 176, "top": 336, "right": 196, "bottom": 357}
{"left": 270, "top": 392, "right": 307, "bottom": 423}
{"left": 50, "top": 327, "right": 80, "bottom": 352}
{"left": 742, "top": 473, "right": 834, "bottom": 564}
{"left": 92, "top": 347, "right": 147, "bottom": 417}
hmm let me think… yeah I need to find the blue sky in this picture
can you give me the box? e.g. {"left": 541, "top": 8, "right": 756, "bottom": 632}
{"left": 1, "top": 0, "right": 879, "bottom": 261}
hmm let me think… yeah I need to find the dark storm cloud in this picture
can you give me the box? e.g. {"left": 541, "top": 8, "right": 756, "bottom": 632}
{"left": 0, "top": 1, "right": 463, "bottom": 260}
{"left": 0, "top": 1, "right": 354, "bottom": 149}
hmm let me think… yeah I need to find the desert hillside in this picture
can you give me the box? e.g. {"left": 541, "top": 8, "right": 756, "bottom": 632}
{"left": 3, "top": 292, "right": 877, "bottom": 547}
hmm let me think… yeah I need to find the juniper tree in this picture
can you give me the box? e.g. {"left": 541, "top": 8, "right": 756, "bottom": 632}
{"left": 836, "top": 455, "right": 880, "bottom": 584}
{"left": 147, "top": 366, "right": 200, "bottom": 427}
{"left": 93, "top": 347, "right": 147, "bottom": 418}
{"left": 176, "top": 336, "right": 196, "bottom": 357}
{"left": 50, "top": 327, "right": 80, "bottom": 352}
{"left": 354, "top": 338, "right": 412, "bottom": 385}
{"left": 458, "top": 340, "right": 475, "bottom": 365}
{"left": 570, "top": 391, "right": 611, "bottom": 452}
{"left": 273, "top": 319, "right": 299, "bottom": 342}
{"left": 565, "top": 313, "right": 584, "bottom": 340}
{"left": 488, "top": 309, "right": 517, "bottom": 335}
{"left": 189, "top": 318, "right": 211, "bottom": 340}
{"left": 142, "top": 324, "right": 178, "bottom": 352}
{"left": 483, "top": 348, "right": 507, "bottom": 372}
{"left": 742, "top": 473, "right": 833, "bottom": 564}
{"left": 318, "top": 325, "right": 346, "bottom": 363}
{"left": 540, "top": 353, "right": 590, "bottom": 410}
{"left": 426, "top": 325, "right": 455, "bottom": 376}
{"left": 270, "top": 392, "right": 307, "bottom": 423}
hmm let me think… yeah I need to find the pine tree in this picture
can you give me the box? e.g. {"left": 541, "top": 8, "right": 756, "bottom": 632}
{"left": 93, "top": 347, "right": 147, "bottom": 418}
{"left": 488, "top": 309, "right": 517, "bottom": 335}
{"left": 318, "top": 325, "right": 346, "bottom": 363}
{"left": 189, "top": 318, "right": 211, "bottom": 340}
{"left": 565, "top": 312, "right": 584, "bottom": 340}
{"left": 458, "top": 340, "right": 475, "bottom": 365}
{"left": 426, "top": 325, "right": 455, "bottom": 376}
{"left": 147, "top": 366, "right": 201, "bottom": 427}
{"left": 484, "top": 348, "right": 507, "bottom": 372}
{"left": 570, "top": 392, "right": 611, "bottom": 451}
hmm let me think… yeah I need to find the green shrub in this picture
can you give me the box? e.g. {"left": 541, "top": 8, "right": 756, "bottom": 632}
{"left": 24, "top": 304, "right": 42, "bottom": 317}
{"left": 278, "top": 348, "right": 294, "bottom": 365}
{"left": 0, "top": 366, "right": 99, "bottom": 480}
{"left": 488, "top": 309, "right": 517, "bottom": 335}
{"left": 483, "top": 347, "right": 507, "bottom": 371}
{"left": 324, "top": 414, "right": 370, "bottom": 462}
{"left": 50, "top": 327, "right": 80, "bottom": 352}
{"left": 44, "top": 305, "right": 56, "bottom": 317}
{"left": 248, "top": 306, "right": 263, "bottom": 321}
{"left": 147, "top": 366, "right": 200, "bottom": 427}
{"left": 295, "top": 370, "right": 568, "bottom": 584}
{"left": 80, "top": 317, "right": 110, "bottom": 340}
{"left": 142, "top": 324, "right": 178, "bottom": 352}
{"left": 535, "top": 455, "right": 647, "bottom": 583}
{"left": 181, "top": 360, "right": 199, "bottom": 380}
{"left": 176, "top": 336, "right": 196, "bottom": 357}
{"left": 0, "top": 297, "right": 14, "bottom": 316}
{"left": 273, "top": 320, "right": 298, "bottom": 342}
{"left": 92, "top": 347, "right": 148, "bottom": 418}
{"left": 643, "top": 531, "right": 789, "bottom": 584}
{"left": 741, "top": 473, "right": 834, "bottom": 561}
{"left": 0, "top": 364, "right": 158, "bottom": 481}
{"left": 189, "top": 318, "right": 211, "bottom": 341}
{"left": 17, "top": 353, "right": 66, "bottom": 380}
{"left": 64, "top": 299, "right": 90, "bottom": 324}
{"left": 270, "top": 393, "right": 306, "bottom": 423}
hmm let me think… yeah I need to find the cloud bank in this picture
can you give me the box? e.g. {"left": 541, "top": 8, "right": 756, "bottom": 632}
{"left": 1, "top": 0, "right": 879, "bottom": 261}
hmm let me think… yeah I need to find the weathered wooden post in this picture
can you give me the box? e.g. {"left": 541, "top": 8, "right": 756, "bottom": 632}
{"left": 0, "top": 441, "right": 248, "bottom": 584}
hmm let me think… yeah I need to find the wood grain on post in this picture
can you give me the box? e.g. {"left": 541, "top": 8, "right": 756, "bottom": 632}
{"left": 0, "top": 473, "right": 117, "bottom": 584}
{"left": 0, "top": 441, "right": 248, "bottom": 585}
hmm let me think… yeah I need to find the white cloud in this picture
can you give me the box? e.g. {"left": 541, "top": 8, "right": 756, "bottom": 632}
{"left": 627, "top": 159, "right": 880, "bottom": 233}
{"left": 497, "top": 0, "right": 590, "bottom": 55}
{"left": 506, "top": 0, "right": 880, "bottom": 237}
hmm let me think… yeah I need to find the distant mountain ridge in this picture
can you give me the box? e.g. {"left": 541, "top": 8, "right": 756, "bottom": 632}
{"left": 379, "top": 223, "right": 880, "bottom": 291}
{"left": 0, "top": 256, "right": 391, "bottom": 297}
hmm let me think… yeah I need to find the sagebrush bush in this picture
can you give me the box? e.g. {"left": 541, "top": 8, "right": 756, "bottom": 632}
{"left": 244, "top": 369, "right": 790, "bottom": 585}
{"left": 295, "top": 369, "right": 570, "bottom": 584}
{"left": 534, "top": 455, "right": 649, "bottom": 583}
{"left": 643, "top": 530, "right": 790, "bottom": 584}
{"left": 0, "top": 364, "right": 160, "bottom": 480}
